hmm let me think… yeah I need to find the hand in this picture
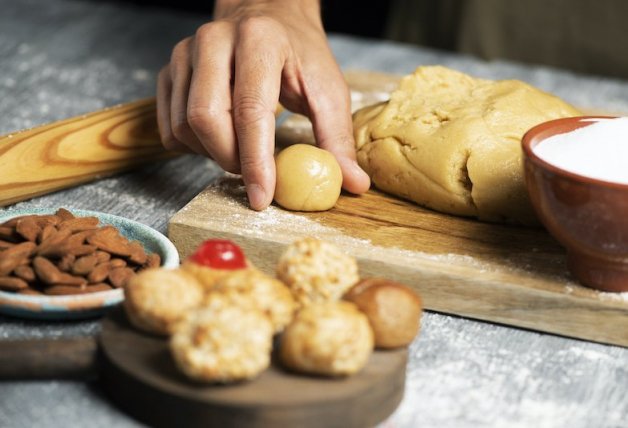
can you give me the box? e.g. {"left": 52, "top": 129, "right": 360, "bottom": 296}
{"left": 156, "top": 0, "right": 370, "bottom": 210}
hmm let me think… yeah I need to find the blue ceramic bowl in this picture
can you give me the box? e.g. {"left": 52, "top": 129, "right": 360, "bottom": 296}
{"left": 0, "top": 208, "right": 179, "bottom": 320}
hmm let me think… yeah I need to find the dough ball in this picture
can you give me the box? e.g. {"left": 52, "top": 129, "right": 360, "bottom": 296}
{"left": 344, "top": 278, "right": 422, "bottom": 348}
{"left": 277, "top": 237, "right": 359, "bottom": 308}
{"left": 280, "top": 301, "right": 373, "bottom": 376}
{"left": 353, "top": 66, "right": 581, "bottom": 224}
{"left": 123, "top": 268, "right": 203, "bottom": 336}
{"left": 170, "top": 295, "right": 273, "bottom": 383}
{"left": 211, "top": 269, "right": 296, "bottom": 333}
{"left": 274, "top": 144, "right": 342, "bottom": 211}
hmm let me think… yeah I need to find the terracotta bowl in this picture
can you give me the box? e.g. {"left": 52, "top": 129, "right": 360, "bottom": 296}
{"left": 522, "top": 116, "right": 628, "bottom": 293}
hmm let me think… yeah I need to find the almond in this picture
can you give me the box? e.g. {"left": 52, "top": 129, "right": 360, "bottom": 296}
{"left": 14, "top": 265, "right": 36, "bottom": 282}
{"left": 108, "top": 267, "right": 134, "bottom": 288}
{"left": 72, "top": 255, "right": 98, "bottom": 276}
{"left": 0, "top": 241, "right": 14, "bottom": 250}
{"left": 58, "top": 216, "right": 100, "bottom": 233}
{"left": 144, "top": 252, "right": 162, "bottom": 269}
{"left": 88, "top": 262, "right": 112, "bottom": 283}
{"left": 127, "top": 241, "right": 147, "bottom": 265}
{"left": 57, "top": 254, "right": 76, "bottom": 272}
{"left": 16, "top": 217, "right": 41, "bottom": 242}
{"left": 38, "top": 224, "right": 57, "bottom": 243}
{"left": 94, "top": 251, "right": 111, "bottom": 264}
{"left": 0, "top": 226, "right": 20, "bottom": 242}
{"left": 87, "top": 233, "right": 131, "bottom": 257}
{"left": 0, "top": 276, "right": 29, "bottom": 291}
{"left": 0, "top": 242, "right": 36, "bottom": 276}
{"left": 37, "top": 228, "right": 72, "bottom": 257}
{"left": 45, "top": 283, "right": 112, "bottom": 295}
{"left": 55, "top": 208, "right": 75, "bottom": 221}
{"left": 32, "top": 256, "right": 86, "bottom": 286}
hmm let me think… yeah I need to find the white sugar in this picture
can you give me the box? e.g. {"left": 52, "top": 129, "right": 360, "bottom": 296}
{"left": 534, "top": 117, "right": 628, "bottom": 184}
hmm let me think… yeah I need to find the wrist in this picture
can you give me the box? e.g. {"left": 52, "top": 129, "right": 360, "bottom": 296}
{"left": 214, "top": 0, "right": 321, "bottom": 24}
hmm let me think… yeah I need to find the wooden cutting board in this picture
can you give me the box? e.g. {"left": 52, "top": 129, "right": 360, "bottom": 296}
{"left": 169, "top": 70, "right": 628, "bottom": 348}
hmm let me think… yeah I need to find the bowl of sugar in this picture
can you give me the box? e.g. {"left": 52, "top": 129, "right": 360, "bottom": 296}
{"left": 522, "top": 116, "right": 628, "bottom": 292}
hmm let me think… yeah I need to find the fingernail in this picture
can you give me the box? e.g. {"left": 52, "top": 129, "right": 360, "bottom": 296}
{"left": 247, "top": 183, "right": 267, "bottom": 211}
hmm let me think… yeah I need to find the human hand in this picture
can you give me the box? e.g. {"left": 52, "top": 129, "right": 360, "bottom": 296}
{"left": 156, "top": 0, "right": 370, "bottom": 210}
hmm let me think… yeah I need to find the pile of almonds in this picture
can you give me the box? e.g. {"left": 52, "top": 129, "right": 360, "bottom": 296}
{"left": 0, "top": 208, "right": 161, "bottom": 295}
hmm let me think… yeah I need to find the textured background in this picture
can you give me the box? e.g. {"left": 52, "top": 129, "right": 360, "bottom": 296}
{"left": 1, "top": 0, "right": 628, "bottom": 427}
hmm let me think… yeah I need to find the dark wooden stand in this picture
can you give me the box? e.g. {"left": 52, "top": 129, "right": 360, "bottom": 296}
{"left": 99, "top": 308, "right": 407, "bottom": 428}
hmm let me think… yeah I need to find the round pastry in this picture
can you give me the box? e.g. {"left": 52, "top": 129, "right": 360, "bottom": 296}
{"left": 276, "top": 237, "right": 359, "bottom": 308}
{"left": 170, "top": 294, "right": 273, "bottom": 383}
{"left": 182, "top": 239, "right": 252, "bottom": 292}
{"left": 211, "top": 269, "right": 296, "bottom": 333}
{"left": 280, "top": 301, "right": 373, "bottom": 376}
{"left": 181, "top": 262, "right": 236, "bottom": 292}
{"left": 123, "top": 268, "right": 204, "bottom": 336}
{"left": 274, "top": 144, "right": 343, "bottom": 211}
{"left": 344, "top": 278, "right": 422, "bottom": 349}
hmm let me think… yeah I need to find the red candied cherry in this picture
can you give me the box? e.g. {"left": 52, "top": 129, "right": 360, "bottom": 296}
{"left": 187, "top": 239, "right": 247, "bottom": 270}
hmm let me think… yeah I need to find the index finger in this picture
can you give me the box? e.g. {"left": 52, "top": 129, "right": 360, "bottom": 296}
{"left": 233, "top": 19, "right": 286, "bottom": 211}
{"left": 306, "top": 67, "right": 371, "bottom": 195}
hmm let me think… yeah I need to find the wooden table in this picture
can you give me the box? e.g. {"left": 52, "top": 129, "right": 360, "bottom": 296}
{"left": 1, "top": 0, "right": 627, "bottom": 427}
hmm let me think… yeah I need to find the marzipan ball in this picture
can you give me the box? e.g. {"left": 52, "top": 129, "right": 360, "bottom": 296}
{"left": 211, "top": 269, "right": 296, "bottom": 333}
{"left": 344, "top": 277, "right": 422, "bottom": 348}
{"left": 277, "top": 237, "right": 359, "bottom": 308}
{"left": 274, "top": 144, "right": 342, "bottom": 211}
{"left": 170, "top": 294, "right": 273, "bottom": 383}
{"left": 123, "top": 268, "right": 204, "bottom": 336}
{"left": 280, "top": 301, "right": 373, "bottom": 376}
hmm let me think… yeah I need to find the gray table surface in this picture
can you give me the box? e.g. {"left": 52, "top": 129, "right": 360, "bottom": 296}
{"left": 1, "top": 0, "right": 627, "bottom": 427}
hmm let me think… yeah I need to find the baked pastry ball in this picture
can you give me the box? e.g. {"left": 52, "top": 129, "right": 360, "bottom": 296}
{"left": 181, "top": 239, "right": 252, "bottom": 291}
{"left": 181, "top": 262, "right": 237, "bottom": 292}
{"left": 170, "top": 294, "right": 273, "bottom": 383}
{"left": 123, "top": 268, "right": 203, "bottom": 336}
{"left": 344, "top": 278, "right": 422, "bottom": 348}
{"left": 274, "top": 144, "right": 342, "bottom": 211}
{"left": 211, "top": 269, "right": 295, "bottom": 333}
{"left": 277, "top": 237, "right": 359, "bottom": 307}
{"left": 280, "top": 301, "right": 373, "bottom": 376}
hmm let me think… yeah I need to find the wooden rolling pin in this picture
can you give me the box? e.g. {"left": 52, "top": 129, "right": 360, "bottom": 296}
{"left": 0, "top": 98, "right": 173, "bottom": 207}
{"left": 0, "top": 97, "right": 295, "bottom": 208}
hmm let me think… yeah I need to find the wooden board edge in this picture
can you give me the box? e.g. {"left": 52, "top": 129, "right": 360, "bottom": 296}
{"left": 168, "top": 219, "right": 628, "bottom": 348}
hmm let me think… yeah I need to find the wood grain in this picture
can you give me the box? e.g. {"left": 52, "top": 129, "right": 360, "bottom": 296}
{"left": 169, "top": 177, "right": 628, "bottom": 348}
{"left": 100, "top": 307, "right": 407, "bottom": 428}
{"left": 0, "top": 98, "right": 173, "bottom": 207}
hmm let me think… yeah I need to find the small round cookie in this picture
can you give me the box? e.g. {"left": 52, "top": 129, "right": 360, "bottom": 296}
{"left": 170, "top": 294, "right": 273, "bottom": 383}
{"left": 123, "top": 268, "right": 204, "bottom": 336}
{"left": 274, "top": 144, "right": 342, "bottom": 211}
{"left": 181, "top": 262, "right": 236, "bottom": 292}
{"left": 280, "top": 301, "right": 373, "bottom": 376}
{"left": 182, "top": 239, "right": 252, "bottom": 292}
{"left": 212, "top": 269, "right": 295, "bottom": 333}
{"left": 344, "top": 278, "right": 422, "bottom": 349}
{"left": 277, "top": 237, "right": 359, "bottom": 308}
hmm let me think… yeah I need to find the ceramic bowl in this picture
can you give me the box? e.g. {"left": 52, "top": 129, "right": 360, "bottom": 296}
{"left": 522, "top": 116, "right": 628, "bottom": 292}
{"left": 0, "top": 208, "right": 179, "bottom": 320}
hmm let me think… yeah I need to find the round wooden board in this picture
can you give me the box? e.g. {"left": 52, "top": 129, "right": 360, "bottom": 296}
{"left": 99, "top": 308, "right": 407, "bottom": 428}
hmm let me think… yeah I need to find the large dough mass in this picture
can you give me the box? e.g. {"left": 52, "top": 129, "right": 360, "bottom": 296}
{"left": 353, "top": 66, "right": 581, "bottom": 224}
